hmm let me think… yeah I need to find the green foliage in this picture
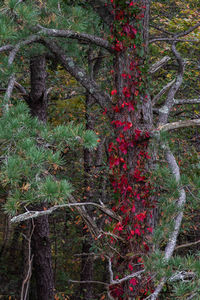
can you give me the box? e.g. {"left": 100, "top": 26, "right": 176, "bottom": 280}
{"left": 0, "top": 100, "right": 97, "bottom": 215}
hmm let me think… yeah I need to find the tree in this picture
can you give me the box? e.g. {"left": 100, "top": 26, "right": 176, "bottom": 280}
{"left": 0, "top": 0, "right": 200, "bottom": 299}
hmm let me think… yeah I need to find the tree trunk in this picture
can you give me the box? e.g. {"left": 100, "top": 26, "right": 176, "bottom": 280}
{"left": 79, "top": 93, "right": 95, "bottom": 300}
{"left": 27, "top": 55, "right": 54, "bottom": 300}
{"left": 31, "top": 214, "right": 54, "bottom": 300}
{"left": 108, "top": 2, "right": 154, "bottom": 298}
{"left": 79, "top": 50, "right": 104, "bottom": 299}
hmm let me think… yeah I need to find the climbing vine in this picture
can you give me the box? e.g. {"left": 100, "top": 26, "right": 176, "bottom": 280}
{"left": 106, "top": 1, "right": 154, "bottom": 298}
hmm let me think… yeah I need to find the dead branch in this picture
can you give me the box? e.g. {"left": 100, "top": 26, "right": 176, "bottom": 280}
{"left": 158, "top": 43, "right": 185, "bottom": 125}
{"left": 175, "top": 239, "right": 200, "bottom": 251}
{"left": 149, "top": 56, "right": 171, "bottom": 74}
{"left": 174, "top": 98, "right": 200, "bottom": 105}
{"left": 10, "top": 200, "right": 120, "bottom": 223}
{"left": 147, "top": 145, "right": 186, "bottom": 300}
{"left": 152, "top": 79, "right": 175, "bottom": 105}
{"left": 37, "top": 25, "right": 113, "bottom": 53}
{"left": 158, "top": 119, "right": 200, "bottom": 131}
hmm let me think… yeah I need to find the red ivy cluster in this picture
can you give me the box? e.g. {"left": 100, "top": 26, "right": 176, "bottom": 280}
{"left": 105, "top": 1, "right": 153, "bottom": 298}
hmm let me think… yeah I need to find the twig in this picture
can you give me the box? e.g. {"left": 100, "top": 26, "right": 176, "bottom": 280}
{"left": 68, "top": 279, "right": 108, "bottom": 286}
{"left": 175, "top": 239, "right": 200, "bottom": 251}
{"left": 149, "top": 37, "right": 198, "bottom": 44}
{"left": 20, "top": 220, "right": 35, "bottom": 300}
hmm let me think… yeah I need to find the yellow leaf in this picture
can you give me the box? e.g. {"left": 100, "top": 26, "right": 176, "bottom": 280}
{"left": 21, "top": 183, "right": 30, "bottom": 191}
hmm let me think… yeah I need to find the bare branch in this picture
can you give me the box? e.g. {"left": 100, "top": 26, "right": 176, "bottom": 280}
{"left": 3, "top": 74, "right": 15, "bottom": 112}
{"left": 14, "top": 81, "right": 28, "bottom": 95}
{"left": 175, "top": 21, "right": 200, "bottom": 38}
{"left": 112, "top": 270, "right": 144, "bottom": 285}
{"left": 186, "top": 293, "right": 198, "bottom": 300}
{"left": 148, "top": 145, "right": 186, "bottom": 300}
{"left": 107, "top": 256, "right": 144, "bottom": 285}
{"left": 10, "top": 201, "right": 120, "bottom": 223}
{"left": 8, "top": 35, "right": 40, "bottom": 65}
{"left": 108, "top": 257, "right": 114, "bottom": 283}
{"left": 149, "top": 37, "right": 199, "bottom": 44}
{"left": 158, "top": 43, "right": 185, "bottom": 125}
{"left": 175, "top": 239, "right": 200, "bottom": 251}
{"left": 149, "top": 56, "right": 171, "bottom": 74}
{"left": 0, "top": 44, "right": 13, "bottom": 53}
{"left": 2, "top": 35, "right": 42, "bottom": 110}
{"left": 145, "top": 272, "right": 196, "bottom": 300}
{"left": 40, "top": 38, "right": 111, "bottom": 110}
{"left": 169, "top": 271, "right": 196, "bottom": 282}
{"left": 37, "top": 25, "right": 113, "bottom": 52}
{"left": 152, "top": 79, "right": 175, "bottom": 106}
{"left": 174, "top": 98, "right": 200, "bottom": 105}
{"left": 169, "top": 271, "right": 195, "bottom": 282}
{"left": 150, "top": 24, "right": 172, "bottom": 36}
{"left": 68, "top": 279, "right": 108, "bottom": 286}
{"left": 150, "top": 21, "right": 200, "bottom": 44}
{"left": 158, "top": 119, "right": 200, "bottom": 131}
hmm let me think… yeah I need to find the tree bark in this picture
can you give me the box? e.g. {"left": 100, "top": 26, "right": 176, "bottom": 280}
{"left": 79, "top": 93, "right": 95, "bottom": 300}
{"left": 27, "top": 55, "right": 54, "bottom": 300}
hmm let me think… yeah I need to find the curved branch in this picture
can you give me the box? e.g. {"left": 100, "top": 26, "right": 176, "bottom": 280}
{"left": 37, "top": 25, "right": 113, "bottom": 53}
{"left": 0, "top": 44, "right": 13, "bottom": 53}
{"left": 148, "top": 146, "right": 186, "bottom": 300}
{"left": 158, "top": 43, "right": 185, "bottom": 125}
{"left": 10, "top": 201, "right": 120, "bottom": 223}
